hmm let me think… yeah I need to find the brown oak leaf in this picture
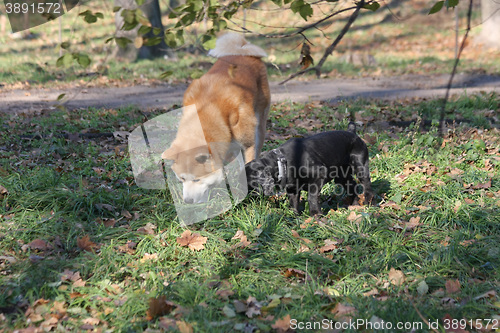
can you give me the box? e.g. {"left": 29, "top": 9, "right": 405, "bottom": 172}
{"left": 146, "top": 296, "right": 176, "bottom": 320}
{"left": 177, "top": 230, "right": 207, "bottom": 251}
{"left": 77, "top": 235, "right": 99, "bottom": 252}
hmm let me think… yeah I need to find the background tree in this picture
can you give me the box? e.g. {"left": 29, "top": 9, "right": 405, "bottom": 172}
{"left": 480, "top": 0, "right": 500, "bottom": 48}
{"left": 114, "top": 0, "right": 176, "bottom": 61}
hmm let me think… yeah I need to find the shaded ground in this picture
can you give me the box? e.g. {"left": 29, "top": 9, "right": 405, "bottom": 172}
{"left": 1, "top": 73, "right": 500, "bottom": 115}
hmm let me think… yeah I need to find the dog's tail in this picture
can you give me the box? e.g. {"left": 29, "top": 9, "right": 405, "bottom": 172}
{"left": 348, "top": 121, "right": 357, "bottom": 133}
{"left": 208, "top": 33, "right": 267, "bottom": 58}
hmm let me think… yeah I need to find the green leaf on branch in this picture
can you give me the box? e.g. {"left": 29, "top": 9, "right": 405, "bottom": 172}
{"left": 176, "top": 30, "right": 184, "bottom": 45}
{"left": 56, "top": 53, "right": 73, "bottom": 68}
{"left": 190, "top": 0, "right": 204, "bottom": 12}
{"left": 212, "top": 18, "right": 227, "bottom": 32}
{"left": 79, "top": 10, "right": 102, "bottom": 24}
{"left": 164, "top": 32, "right": 178, "bottom": 47}
{"left": 138, "top": 25, "right": 152, "bottom": 35}
{"left": 290, "top": 0, "right": 313, "bottom": 21}
{"left": 113, "top": 6, "right": 121, "bottom": 12}
{"left": 122, "top": 21, "right": 139, "bottom": 31}
{"left": 75, "top": 53, "right": 91, "bottom": 68}
{"left": 115, "top": 37, "right": 132, "bottom": 48}
{"left": 428, "top": 1, "right": 444, "bottom": 14}
{"left": 159, "top": 71, "right": 173, "bottom": 80}
{"left": 446, "top": 0, "right": 459, "bottom": 8}
{"left": 60, "top": 42, "right": 70, "bottom": 49}
{"left": 152, "top": 27, "right": 163, "bottom": 36}
{"left": 201, "top": 33, "right": 216, "bottom": 50}
{"left": 143, "top": 36, "right": 163, "bottom": 46}
{"left": 122, "top": 9, "right": 136, "bottom": 24}
{"left": 363, "top": 2, "right": 380, "bottom": 11}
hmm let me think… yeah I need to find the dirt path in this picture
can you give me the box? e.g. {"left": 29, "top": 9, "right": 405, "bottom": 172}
{"left": 1, "top": 73, "right": 500, "bottom": 115}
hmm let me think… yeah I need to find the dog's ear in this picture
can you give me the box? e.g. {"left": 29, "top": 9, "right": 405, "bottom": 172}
{"left": 161, "top": 145, "right": 179, "bottom": 161}
{"left": 195, "top": 153, "right": 210, "bottom": 164}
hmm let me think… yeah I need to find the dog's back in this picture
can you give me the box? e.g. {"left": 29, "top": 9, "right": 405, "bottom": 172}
{"left": 283, "top": 130, "right": 362, "bottom": 169}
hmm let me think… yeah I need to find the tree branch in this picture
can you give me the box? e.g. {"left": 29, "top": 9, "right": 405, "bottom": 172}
{"left": 279, "top": 0, "right": 365, "bottom": 85}
{"left": 439, "top": 0, "right": 473, "bottom": 137}
{"left": 227, "top": 5, "right": 359, "bottom": 40}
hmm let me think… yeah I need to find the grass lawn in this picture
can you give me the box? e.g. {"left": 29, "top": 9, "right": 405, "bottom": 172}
{"left": 0, "top": 93, "right": 499, "bottom": 332}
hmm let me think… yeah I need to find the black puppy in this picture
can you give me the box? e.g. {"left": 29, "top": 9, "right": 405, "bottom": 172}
{"left": 245, "top": 123, "right": 374, "bottom": 215}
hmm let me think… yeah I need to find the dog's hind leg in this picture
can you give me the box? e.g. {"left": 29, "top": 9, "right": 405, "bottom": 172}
{"left": 254, "top": 105, "right": 270, "bottom": 160}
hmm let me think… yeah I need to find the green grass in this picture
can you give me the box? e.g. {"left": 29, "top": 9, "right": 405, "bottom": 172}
{"left": 1, "top": 93, "right": 499, "bottom": 332}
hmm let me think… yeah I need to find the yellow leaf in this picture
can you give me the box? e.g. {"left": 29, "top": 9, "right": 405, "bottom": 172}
{"left": 272, "top": 314, "right": 291, "bottom": 332}
{"left": 134, "top": 36, "right": 143, "bottom": 48}
{"left": 177, "top": 321, "right": 193, "bottom": 333}
{"left": 388, "top": 268, "right": 405, "bottom": 286}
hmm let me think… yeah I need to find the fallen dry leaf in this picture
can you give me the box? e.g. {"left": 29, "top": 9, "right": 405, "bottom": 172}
{"left": 244, "top": 296, "right": 262, "bottom": 319}
{"left": 331, "top": 303, "right": 357, "bottom": 320}
{"left": 41, "top": 317, "right": 58, "bottom": 331}
{"left": 60, "top": 269, "right": 81, "bottom": 282}
{"left": 146, "top": 296, "right": 176, "bottom": 320}
{"left": 96, "top": 217, "right": 116, "bottom": 228}
{"left": 448, "top": 168, "right": 464, "bottom": 178}
{"left": 177, "top": 230, "right": 208, "bottom": 251}
{"left": 380, "top": 200, "right": 401, "bottom": 210}
{"left": 464, "top": 198, "right": 475, "bottom": 204}
{"left": 137, "top": 222, "right": 157, "bottom": 235}
{"left": 284, "top": 268, "right": 306, "bottom": 279}
{"left": 472, "top": 179, "right": 492, "bottom": 190}
{"left": 159, "top": 318, "right": 177, "bottom": 330}
{"left": 215, "top": 280, "right": 235, "bottom": 300}
{"left": 473, "top": 289, "right": 496, "bottom": 301}
{"left": 272, "top": 314, "right": 292, "bottom": 333}
{"left": 318, "top": 239, "right": 339, "bottom": 253}
{"left": 28, "top": 239, "right": 52, "bottom": 251}
{"left": 363, "top": 288, "right": 379, "bottom": 297}
{"left": 231, "top": 230, "right": 251, "bottom": 248}
{"left": 347, "top": 211, "right": 362, "bottom": 222}
{"left": 140, "top": 253, "right": 158, "bottom": 263}
{"left": 176, "top": 321, "right": 193, "bottom": 333}
{"left": 445, "top": 279, "right": 461, "bottom": 294}
{"left": 0, "top": 184, "right": 8, "bottom": 200}
{"left": 404, "top": 216, "right": 422, "bottom": 230}
{"left": 77, "top": 235, "right": 99, "bottom": 252}
{"left": 82, "top": 317, "right": 100, "bottom": 326}
{"left": 388, "top": 268, "right": 405, "bottom": 286}
{"left": 291, "top": 229, "right": 312, "bottom": 244}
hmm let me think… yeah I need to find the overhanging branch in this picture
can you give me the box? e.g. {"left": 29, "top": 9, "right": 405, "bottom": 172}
{"left": 279, "top": 0, "right": 365, "bottom": 85}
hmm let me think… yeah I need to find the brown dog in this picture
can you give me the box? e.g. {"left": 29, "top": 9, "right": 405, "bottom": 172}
{"left": 161, "top": 33, "right": 270, "bottom": 204}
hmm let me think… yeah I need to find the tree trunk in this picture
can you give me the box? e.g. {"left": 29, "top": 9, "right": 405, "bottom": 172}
{"left": 113, "top": 0, "right": 175, "bottom": 61}
{"left": 480, "top": 0, "right": 500, "bottom": 48}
